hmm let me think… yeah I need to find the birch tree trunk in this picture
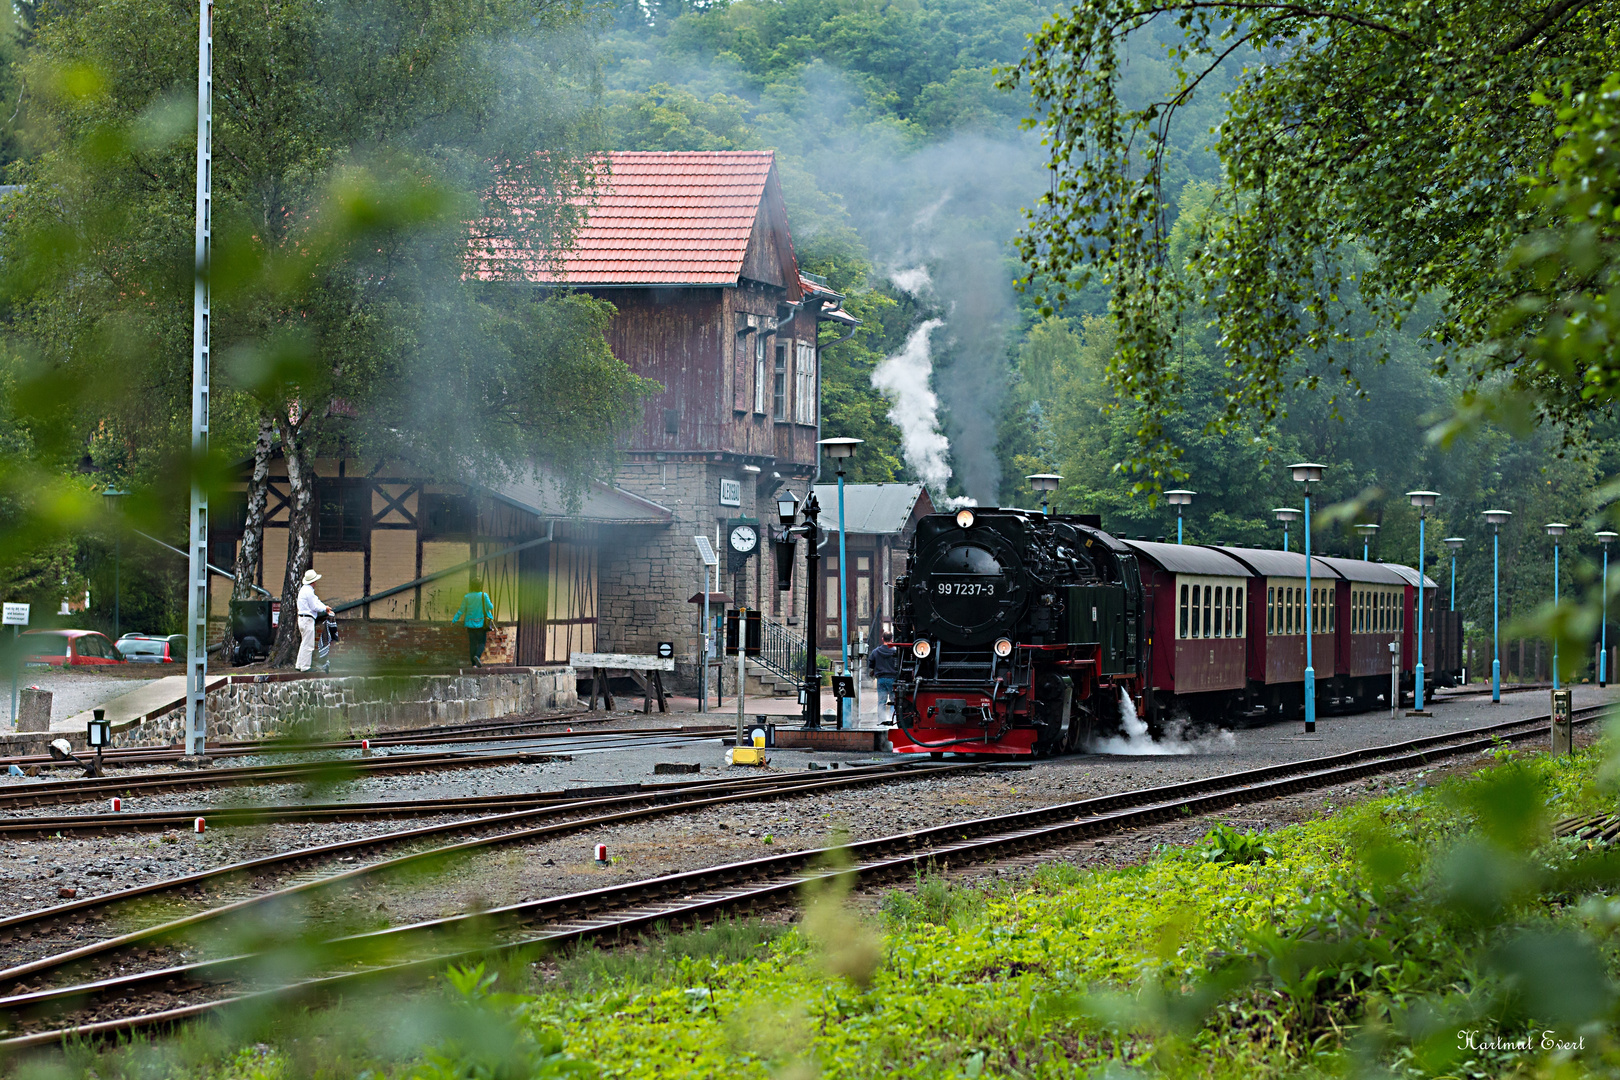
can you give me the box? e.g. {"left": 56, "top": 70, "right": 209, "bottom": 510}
{"left": 269, "top": 410, "right": 317, "bottom": 667}
{"left": 220, "top": 413, "right": 275, "bottom": 664}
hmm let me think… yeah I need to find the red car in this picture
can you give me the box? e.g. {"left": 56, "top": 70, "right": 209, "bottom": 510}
{"left": 20, "top": 629, "right": 126, "bottom": 666}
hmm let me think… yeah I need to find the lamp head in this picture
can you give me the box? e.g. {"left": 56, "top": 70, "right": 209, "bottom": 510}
{"left": 1273, "top": 507, "right": 1302, "bottom": 524}
{"left": 776, "top": 489, "right": 800, "bottom": 526}
{"left": 1406, "top": 490, "right": 1439, "bottom": 510}
{"left": 1483, "top": 509, "right": 1512, "bottom": 527}
{"left": 1545, "top": 522, "right": 1569, "bottom": 538}
{"left": 1355, "top": 523, "right": 1380, "bottom": 537}
{"left": 817, "top": 436, "right": 863, "bottom": 460}
{"left": 1289, "top": 462, "right": 1325, "bottom": 484}
{"left": 1026, "top": 473, "right": 1063, "bottom": 494}
{"left": 1598, "top": 530, "right": 1619, "bottom": 546}
{"left": 1442, "top": 536, "right": 1465, "bottom": 551}
{"left": 1164, "top": 489, "right": 1195, "bottom": 506}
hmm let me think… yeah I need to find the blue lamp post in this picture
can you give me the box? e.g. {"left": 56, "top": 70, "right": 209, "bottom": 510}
{"left": 1407, "top": 491, "right": 1439, "bottom": 712}
{"left": 1028, "top": 474, "right": 1062, "bottom": 516}
{"left": 1443, "top": 537, "right": 1465, "bottom": 611}
{"left": 1598, "top": 530, "right": 1617, "bottom": 687}
{"left": 1356, "top": 523, "right": 1379, "bottom": 561}
{"left": 1165, "top": 490, "right": 1195, "bottom": 543}
{"left": 818, "top": 436, "right": 863, "bottom": 728}
{"left": 1483, "top": 509, "right": 1512, "bottom": 702}
{"left": 1274, "top": 507, "right": 1301, "bottom": 552}
{"left": 1546, "top": 522, "right": 1568, "bottom": 690}
{"left": 1291, "top": 463, "right": 1325, "bottom": 733}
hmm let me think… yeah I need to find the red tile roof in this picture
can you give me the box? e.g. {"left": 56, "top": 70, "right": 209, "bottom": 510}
{"left": 483, "top": 151, "right": 783, "bottom": 287}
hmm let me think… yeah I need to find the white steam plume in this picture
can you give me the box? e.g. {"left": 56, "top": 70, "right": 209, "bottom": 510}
{"left": 871, "top": 317, "right": 951, "bottom": 495}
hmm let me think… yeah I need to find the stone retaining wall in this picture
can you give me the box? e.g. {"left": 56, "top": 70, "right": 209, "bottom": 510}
{"left": 120, "top": 666, "right": 576, "bottom": 746}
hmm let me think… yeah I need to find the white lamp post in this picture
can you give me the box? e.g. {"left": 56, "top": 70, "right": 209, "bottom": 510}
{"left": 1546, "top": 522, "right": 1568, "bottom": 690}
{"left": 818, "top": 437, "right": 862, "bottom": 728}
{"left": 1165, "top": 490, "right": 1195, "bottom": 543}
{"left": 1027, "top": 474, "right": 1062, "bottom": 516}
{"left": 1599, "top": 530, "right": 1617, "bottom": 687}
{"left": 1291, "top": 463, "right": 1325, "bottom": 733}
{"left": 1356, "top": 523, "right": 1380, "bottom": 562}
{"left": 1274, "top": 507, "right": 1301, "bottom": 552}
{"left": 1483, "top": 510, "right": 1512, "bottom": 702}
{"left": 1406, "top": 491, "right": 1439, "bottom": 712}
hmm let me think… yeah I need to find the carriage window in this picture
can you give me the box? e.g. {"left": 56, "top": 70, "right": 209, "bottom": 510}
{"left": 1294, "top": 588, "right": 1302, "bottom": 635}
{"left": 1267, "top": 588, "right": 1275, "bottom": 635}
{"left": 1203, "top": 585, "right": 1213, "bottom": 637}
{"left": 1225, "top": 586, "right": 1233, "bottom": 636}
{"left": 1235, "top": 588, "right": 1244, "bottom": 637}
{"left": 1179, "top": 584, "right": 1189, "bottom": 639}
{"left": 1281, "top": 587, "right": 1290, "bottom": 634}
{"left": 1191, "top": 584, "right": 1201, "bottom": 638}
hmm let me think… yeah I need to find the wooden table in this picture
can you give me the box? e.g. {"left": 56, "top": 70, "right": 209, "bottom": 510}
{"left": 570, "top": 653, "right": 675, "bottom": 714}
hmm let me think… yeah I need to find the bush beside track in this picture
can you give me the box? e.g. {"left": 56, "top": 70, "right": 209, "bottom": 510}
{"left": 18, "top": 731, "right": 1620, "bottom": 1078}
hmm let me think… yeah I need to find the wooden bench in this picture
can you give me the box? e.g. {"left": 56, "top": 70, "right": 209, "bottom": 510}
{"left": 571, "top": 652, "right": 675, "bottom": 714}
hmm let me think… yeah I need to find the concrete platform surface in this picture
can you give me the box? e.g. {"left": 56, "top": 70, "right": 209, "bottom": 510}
{"left": 53, "top": 674, "right": 227, "bottom": 734}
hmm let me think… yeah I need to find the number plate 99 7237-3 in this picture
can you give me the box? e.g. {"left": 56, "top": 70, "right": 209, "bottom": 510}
{"left": 935, "top": 581, "right": 997, "bottom": 596}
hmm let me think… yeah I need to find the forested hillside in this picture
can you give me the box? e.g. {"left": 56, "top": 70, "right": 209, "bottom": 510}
{"left": 596, "top": 0, "right": 1613, "bottom": 649}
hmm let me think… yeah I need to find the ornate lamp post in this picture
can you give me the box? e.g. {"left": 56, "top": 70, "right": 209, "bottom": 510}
{"left": 1273, "top": 507, "right": 1301, "bottom": 552}
{"left": 1027, "top": 474, "right": 1062, "bottom": 515}
{"left": 1165, "top": 490, "right": 1195, "bottom": 543}
{"left": 1483, "top": 509, "right": 1512, "bottom": 702}
{"left": 1356, "top": 523, "right": 1380, "bottom": 562}
{"left": 818, "top": 437, "right": 862, "bottom": 727}
{"left": 1599, "top": 530, "right": 1617, "bottom": 687}
{"left": 1291, "top": 463, "right": 1325, "bottom": 733}
{"left": 1545, "top": 522, "right": 1568, "bottom": 690}
{"left": 781, "top": 490, "right": 822, "bottom": 729}
{"left": 1406, "top": 491, "right": 1439, "bottom": 711}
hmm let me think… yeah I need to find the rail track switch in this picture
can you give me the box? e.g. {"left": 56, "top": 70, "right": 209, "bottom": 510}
{"left": 1552, "top": 688, "right": 1574, "bottom": 754}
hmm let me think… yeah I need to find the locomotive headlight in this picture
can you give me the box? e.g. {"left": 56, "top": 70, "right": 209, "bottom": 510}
{"left": 912, "top": 639, "right": 933, "bottom": 659}
{"left": 955, "top": 509, "right": 975, "bottom": 528}
{"left": 993, "top": 637, "right": 1013, "bottom": 658}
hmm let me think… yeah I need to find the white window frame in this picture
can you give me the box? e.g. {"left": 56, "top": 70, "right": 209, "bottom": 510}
{"left": 753, "top": 334, "right": 768, "bottom": 414}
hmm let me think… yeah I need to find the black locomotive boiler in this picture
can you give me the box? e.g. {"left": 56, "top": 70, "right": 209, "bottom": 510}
{"left": 890, "top": 507, "right": 1148, "bottom": 756}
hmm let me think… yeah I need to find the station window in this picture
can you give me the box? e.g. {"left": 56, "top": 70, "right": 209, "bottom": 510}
{"left": 1179, "top": 584, "right": 1189, "bottom": 638}
{"left": 772, "top": 342, "right": 788, "bottom": 421}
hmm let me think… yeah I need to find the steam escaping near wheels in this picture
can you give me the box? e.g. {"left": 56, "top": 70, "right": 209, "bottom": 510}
{"left": 1086, "top": 689, "right": 1236, "bottom": 757}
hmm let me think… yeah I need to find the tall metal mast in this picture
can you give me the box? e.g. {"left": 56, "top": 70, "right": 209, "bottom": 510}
{"left": 185, "top": 0, "right": 213, "bottom": 757}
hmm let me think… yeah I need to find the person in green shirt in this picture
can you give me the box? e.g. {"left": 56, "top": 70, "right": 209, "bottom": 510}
{"left": 451, "top": 578, "right": 496, "bottom": 665}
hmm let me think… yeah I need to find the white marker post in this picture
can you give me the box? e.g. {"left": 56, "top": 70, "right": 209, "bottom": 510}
{"left": 3, "top": 603, "right": 28, "bottom": 726}
{"left": 695, "top": 536, "right": 719, "bottom": 713}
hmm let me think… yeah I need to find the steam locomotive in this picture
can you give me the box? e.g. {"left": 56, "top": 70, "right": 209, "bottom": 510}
{"left": 888, "top": 507, "right": 1461, "bottom": 756}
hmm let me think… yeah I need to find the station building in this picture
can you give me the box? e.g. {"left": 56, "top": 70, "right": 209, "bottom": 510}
{"left": 211, "top": 151, "right": 857, "bottom": 681}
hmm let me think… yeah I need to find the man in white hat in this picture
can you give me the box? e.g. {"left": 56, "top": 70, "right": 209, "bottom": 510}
{"left": 295, "top": 568, "right": 334, "bottom": 672}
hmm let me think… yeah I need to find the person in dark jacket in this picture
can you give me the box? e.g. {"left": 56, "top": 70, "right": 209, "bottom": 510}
{"left": 867, "top": 631, "right": 899, "bottom": 724}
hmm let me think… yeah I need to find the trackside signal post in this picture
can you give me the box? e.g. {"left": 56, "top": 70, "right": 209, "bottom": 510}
{"left": 1551, "top": 687, "right": 1573, "bottom": 754}
{"left": 725, "top": 607, "right": 761, "bottom": 748}
{"left": 777, "top": 489, "right": 823, "bottom": 730}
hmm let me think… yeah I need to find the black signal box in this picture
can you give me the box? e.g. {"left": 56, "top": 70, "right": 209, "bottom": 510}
{"left": 724, "top": 609, "right": 762, "bottom": 656}
{"left": 831, "top": 674, "right": 856, "bottom": 701}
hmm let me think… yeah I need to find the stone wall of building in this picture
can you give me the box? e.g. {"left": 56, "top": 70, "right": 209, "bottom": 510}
{"left": 599, "top": 457, "right": 812, "bottom": 693}
{"left": 114, "top": 666, "right": 576, "bottom": 746}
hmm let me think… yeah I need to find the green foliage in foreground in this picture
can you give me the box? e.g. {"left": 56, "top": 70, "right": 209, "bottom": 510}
{"left": 20, "top": 742, "right": 1620, "bottom": 1079}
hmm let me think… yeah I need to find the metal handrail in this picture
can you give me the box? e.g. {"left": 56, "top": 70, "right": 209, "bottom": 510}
{"left": 756, "top": 616, "right": 807, "bottom": 686}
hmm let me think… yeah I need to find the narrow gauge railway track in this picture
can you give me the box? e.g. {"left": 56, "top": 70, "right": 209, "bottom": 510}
{"left": 0, "top": 705, "right": 1605, "bottom": 1049}
{"left": 0, "top": 711, "right": 668, "bottom": 771}
{"left": 0, "top": 761, "right": 977, "bottom": 966}
{"left": 0, "top": 728, "right": 732, "bottom": 809}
